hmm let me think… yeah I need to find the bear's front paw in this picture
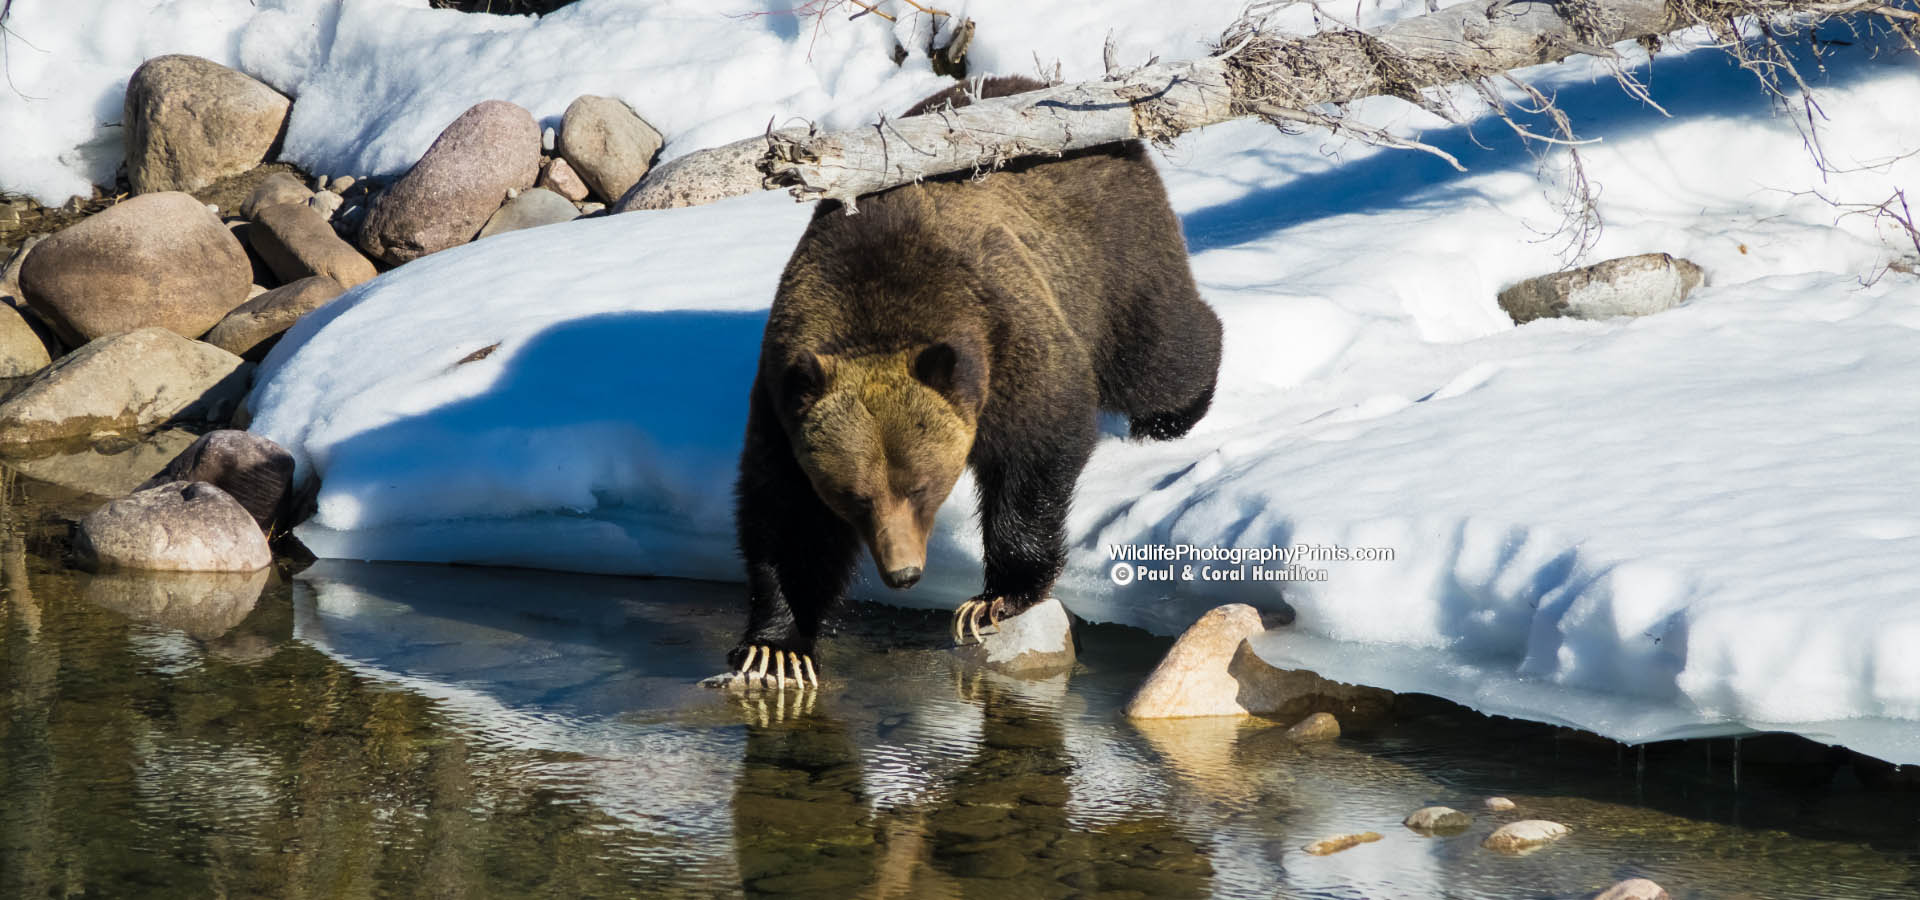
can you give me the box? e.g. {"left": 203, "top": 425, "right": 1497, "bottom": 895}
{"left": 702, "top": 643, "right": 821, "bottom": 691}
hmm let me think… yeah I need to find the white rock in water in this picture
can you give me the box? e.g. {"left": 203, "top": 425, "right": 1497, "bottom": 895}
{"left": 1484, "top": 796, "right": 1517, "bottom": 811}
{"left": 1595, "top": 878, "right": 1670, "bottom": 900}
{"left": 1403, "top": 806, "right": 1473, "bottom": 834}
{"left": 1481, "top": 819, "right": 1570, "bottom": 853}
{"left": 950, "top": 596, "right": 1074, "bottom": 676}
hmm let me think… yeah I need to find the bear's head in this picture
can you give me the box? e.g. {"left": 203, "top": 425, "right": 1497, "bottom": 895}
{"left": 775, "top": 341, "right": 986, "bottom": 589}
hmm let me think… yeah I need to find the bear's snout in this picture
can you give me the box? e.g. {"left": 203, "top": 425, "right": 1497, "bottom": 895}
{"left": 882, "top": 566, "right": 923, "bottom": 589}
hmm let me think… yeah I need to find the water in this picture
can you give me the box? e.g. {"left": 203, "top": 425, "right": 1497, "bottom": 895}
{"left": 3, "top": 464, "right": 1919, "bottom": 899}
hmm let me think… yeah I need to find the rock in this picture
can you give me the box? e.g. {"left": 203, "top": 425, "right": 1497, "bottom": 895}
{"left": 1402, "top": 806, "right": 1473, "bottom": 835}
{"left": 538, "top": 157, "right": 591, "bottom": 202}
{"left": 1283, "top": 711, "right": 1341, "bottom": 743}
{"left": 135, "top": 429, "right": 296, "bottom": 532}
{"left": 0, "top": 328, "right": 249, "bottom": 449}
{"left": 312, "top": 175, "right": 329, "bottom": 192}
{"left": 308, "top": 190, "right": 343, "bottom": 220}
{"left": 241, "top": 172, "right": 314, "bottom": 220}
{"left": 1481, "top": 819, "right": 1571, "bottom": 854}
{"left": 19, "top": 192, "right": 252, "bottom": 344}
{"left": 542, "top": 126, "right": 557, "bottom": 152}
{"left": 124, "top": 55, "right": 291, "bottom": 195}
{"left": 950, "top": 597, "right": 1075, "bottom": 676}
{"left": 75, "top": 481, "right": 272, "bottom": 572}
{"left": 578, "top": 202, "right": 606, "bottom": 216}
{"left": 0, "top": 302, "right": 52, "bottom": 376}
{"left": 476, "top": 187, "right": 579, "bottom": 239}
{"left": 1303, "top": 832, "right": 1381, "bottom": 856}
{"left": 1498, "top": 253, "right": 1706, "bottom": 324}
{"left": 0, "top": 234, "right": 41, "bottom": 303}
{"left": 358, "top": 100, "right": 541, "bottom": 264}
{"left": 330, "top": 175, "right": 356, "bottom": 193}
{"left": 5, "top": 429, "right": 199, "bottom": 498}
{"left": 1595, "top": 878, "right": 1670, "bottom": 900}
{"left": 83, "top": 566, "right": 269, "bottom": 640}
{"left": 616, "top": 134, "right": 762, "bottom": 212}
{"left": 1125, "top": 603, "right": 1395, "bottom": 722}
{"left": 1484, "top": 796, "right": 1517, "bottom": 811}
{"left": 250, "top": 201, "right": 377, "bottom": 288}
{"left": 558, "top": 95, "right": 662, "bottom": 203}
{"left": 204, "top": 275, "right": 345, "bottom": 360}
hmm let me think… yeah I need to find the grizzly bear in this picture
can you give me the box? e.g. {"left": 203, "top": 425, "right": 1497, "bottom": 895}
{"left": 724, "top": 76, "right": 1222, "bottom": 688}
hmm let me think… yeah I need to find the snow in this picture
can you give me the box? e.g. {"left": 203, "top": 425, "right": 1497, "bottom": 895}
{"left": 10, "top": 0, "right": 1920, "bottom": 761}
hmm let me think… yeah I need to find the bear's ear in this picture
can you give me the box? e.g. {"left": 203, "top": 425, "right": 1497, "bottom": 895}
{"left": 781, "top": 350, "right": 827, "bottom": 411}
{"left": 912, "top": 343, "right": 958, "bottom": 394}
{"left": 913, "top": 341, "right": 984, "bottom": 410}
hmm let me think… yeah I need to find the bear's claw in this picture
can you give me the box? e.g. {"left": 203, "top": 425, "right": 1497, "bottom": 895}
{"left": 711, "top": 644, "right": 819, "bottom": 691}
{"left": 952, "top": 597, "right": 1006, "bottom": 645}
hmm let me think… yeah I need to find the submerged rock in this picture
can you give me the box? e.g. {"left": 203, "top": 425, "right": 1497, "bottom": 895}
{"left": 75, "top": 481, "right": 272, "bottom": 572}
{"left": 5, "top": 429, "right": 199, "bottom": 498}
{"left": 358, "top": 100, "right": 541, "bottom": 264}
{"left": 1126, "top": 603, "right": 1394, "bottom": 722}
{"left": 1284, "top": 711, "right": 1341, "bottom": 743}
{"left": 1303, "top": 832, "right": 1381, "bottom": 856}
{"left": 136, "top": 430, "right": 296, "bottom": 532}
{"left": 124, "top": 55, "right": 291, "bottom": 195}
{"left": 0, "top": 328, "right": 249, "bottom": 449}
{"left": 1484, "top": 796, "right": 1517, "bottom": 811}
{"left": 950, "top": 597, "right": 1075, "bottom": 676}
{"left": 1498, "top": 253, "right": 1705, "bottom": 324}
{"left": 18, "top": 192, "right": 253, "bottom": 344}
{"left": 1481, "top": 819, "right": 1570, "bottom": 854}
{"left": 1595, "top": 878, "right": 1670, "bottom": 900}
{"left": 83, "top": 566, "right": 270, "bottom": 640}
{"left": 1402, "top": 806, "right": 1473, "bottom": 835}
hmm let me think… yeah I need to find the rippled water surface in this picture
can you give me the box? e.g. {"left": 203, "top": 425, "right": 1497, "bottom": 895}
{"left": 3, "top": 464, "right": 1918, "bottom": 899}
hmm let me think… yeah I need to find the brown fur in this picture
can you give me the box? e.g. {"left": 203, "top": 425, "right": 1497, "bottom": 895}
{"left": 730, "top": 76, "right": 1222, "bottom": 668}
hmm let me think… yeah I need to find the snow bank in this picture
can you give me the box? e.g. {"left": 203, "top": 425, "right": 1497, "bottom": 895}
{"left": 250, "top": 24, "right": 1920, "bottom": 760}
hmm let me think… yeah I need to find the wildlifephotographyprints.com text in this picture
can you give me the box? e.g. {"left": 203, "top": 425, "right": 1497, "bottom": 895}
{"left": 1106, "top": 543, "right": 1396, "bottom": 585}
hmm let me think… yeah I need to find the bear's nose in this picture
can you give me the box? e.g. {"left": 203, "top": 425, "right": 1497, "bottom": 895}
{"left": 884, "top": 566, "right": 922, "bottom": 589}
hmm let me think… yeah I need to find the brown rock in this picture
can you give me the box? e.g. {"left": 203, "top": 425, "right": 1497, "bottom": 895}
{"left": 75, "top": 481, "right": 272, "bottom": 572}
{"left": 558, "top": 95, "right": 662, "bottom": 203}
{"left": 357, "top": 100, "right": 541, "bottom": 264}
{"left": 1283, "top": 711, "right": 1341, "bottom": 743}
{"left": 4, "top": 429, "right": 199, "bottom": 498}
{"left": 124, "top": 55, "right": 291, "bottom": 195}
{"left": 1595, "top": 878, "right": 1670, "bottom": 900}
{"left": 19, "top": 192, "right": 252, "bottom": 344}
{"left": 1125, "top": 603, "right": 1394, "bottom": 722}
{"left": 1481, "top": 819, "right": 1570, "bottom": 854}
{"left": 1303, "top": 832, "right": 1381, "bottom": 856}
{"left": 240, "top": 171, "right": 315, "bottom": 220}
{"left": 0, "top": 302, "right": 52, "bottom": 377}
{"left": 1499, "top": 253, "right": 1705, "bottom": 324}
{"left": 539, "top": 157, "right": 590, "bottom": 202}
{"left": 0, "top": 328, "right": 249, "bottom": 448}
{"left": 476, "top": 187, "right": 579, "bottom": 239}
{"left": 249, "top": 202, "right": 376, "bottom": 288}
{"left": 204, "top": 275, "right": 345, "bottom": 360}
{"left": 136, "top": 429, "right": 296, "bottom": 532}
{"left": 1228, "top": 643, "right": 1397, "bottom": 726}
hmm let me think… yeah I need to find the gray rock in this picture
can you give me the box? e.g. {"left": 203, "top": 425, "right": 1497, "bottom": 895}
{"left": 84, "top": 566, "right": 270, "bottom": 640}
{"left": 136, "top": 429, "right": 296, "bottom": 532}
{"left": 1499, "top": 253, "right": 1706, "bottom": 324}
{"left": 358, "top": 100, "right": 541, "bottom": 264}
{"left": 538, "top": 157, "right": 591, "bottom": 202}
{"left": 949, "top": 597, "right": 1075, "bottom": 676}
{"left": 75, "top": 481, "right": 272, "bottom": 572}
{"left": 204, "top": 275, "right": 345, "bottom": 360}
{"left": 557, "top": 95, "right": 662, "bottom": 203}
{"left": 1481, "top": 819, "right": 1570, "bottom": 854}
{"left": 1283, "top": 711, "right": 1341, "bottom": 743}
{"left": 577, "top": 202, "right": 606, "bottom": 216}
{"left": 1595, "top": 878, "right": 1670, "bottom": 900}
{"left": 616, "top": 134, "right": 760, "bottom": 212}
{"left": 124, "top": 55, "right": 291, "bottom": 195}
{"left": 250, "top": 201, "right": 376, "bottom": 288}
{"left": 240, "top": 172, "right": 314, "bottom": 220}
{"left": 307, "top": 190, "right": 343, "bottom": 220}
{"left": 476, "top": 187, "right": 579, "bottom": 239}
{"left": 19, "top": 192, "right": 252, "bottom": 344}
{"left": 5, "top": 429, "right": 199, "bottom": 498}
{"left": 0, "top": 302, "right": 52, "bottom": 376}
{"left": 1402, "top": 806, "right": 1473, "bottom": 835}
{"left": 0, "top": 328, "right": 249, "bottom": 449}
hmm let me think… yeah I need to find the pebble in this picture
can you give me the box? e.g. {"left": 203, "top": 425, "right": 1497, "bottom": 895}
{"left": 1303, "top": 832, "right": 1381, "bottom": 856}
{"left": 1484, "top": 796, "right": 1517, "bottom": 811}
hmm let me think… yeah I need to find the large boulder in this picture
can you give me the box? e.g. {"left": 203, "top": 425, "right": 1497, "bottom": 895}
{"left": 557, "top": 95, "right": 662, "bottom": 203}
{"left": 74, "top": 481, "right": 272, "bottom": 572}
{"left": 18, "top": 192, "right": 252, "bottom": 344}
{"left": 1125, "top": 603, "right": 1395, "bottom": 723}
{"left": 476, "top": 187, "right": 579, "bottom": 239}
{"left": 616, "top": 134, "right": 762, "bottom": 212}
{"left": 357, "top": 100, "right": 540, "bottom": 264}
{"left": 1498, "top": 253, "right": 1705, "bottom": 324}
{"left": 249, "top": 202, "right": 377, "bottom": 288}
{"left": 0, "top": 328, "right": 249, "bottom": 449}
{"left": 136, "top": 429, "right": 296, "bottom": 532}
{"left": 124, "top": 55, "right": 291, "bottom": 195}
{"left": 204, "top": 275, "right": 345, "bottom": 360}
